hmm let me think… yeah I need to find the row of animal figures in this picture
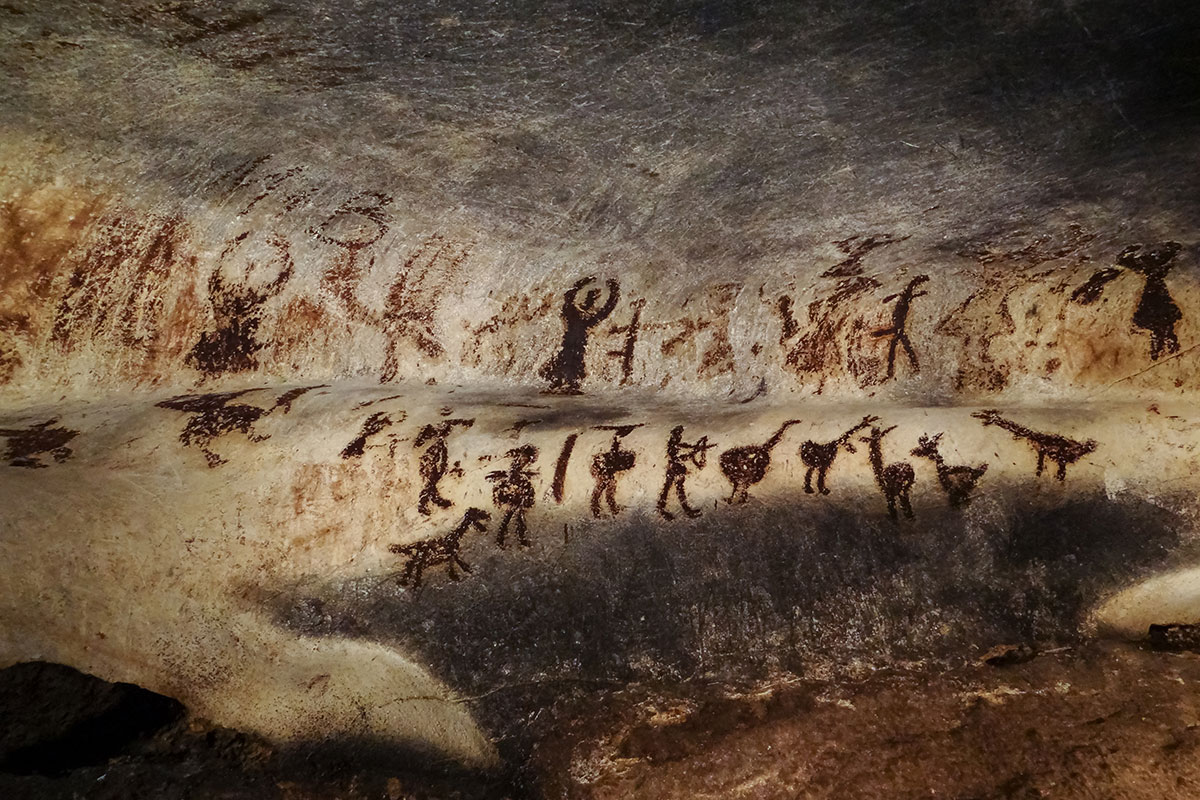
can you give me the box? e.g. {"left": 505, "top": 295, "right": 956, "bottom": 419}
{"left": 384, "top": 410, "right": 1098, "bottom": 590}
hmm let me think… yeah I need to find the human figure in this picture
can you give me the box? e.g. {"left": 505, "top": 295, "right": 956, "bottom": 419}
{"left": 487, "top": 445, "right": 539, "bottom": 547}
{"left": 590, "top": 424, "right": 641, "bottom": 517}
{"left": 872, "top": 275, "right": 929, "bottom": 381}
{"left": 1120, "top": 242, "right": 1183, "bottom": 361}
{"left": 656, "top": 426, "right": 713, "bottom": 520}
{"left": 414, "top": 418, "right": 474, "bottom": 515}
{"left": 540, "top": 276, "right": 620, "bottom": 394}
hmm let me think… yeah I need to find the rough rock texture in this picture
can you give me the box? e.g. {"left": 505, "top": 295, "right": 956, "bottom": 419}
{"left": 1, "top": 0, "right": 1199, "bottom": 796}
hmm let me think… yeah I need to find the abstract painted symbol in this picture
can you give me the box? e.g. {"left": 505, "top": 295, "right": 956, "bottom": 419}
{"left": 414, "top": 418, "right": 474, "bottom": 515}
{"left": 187, "top": 232, "right": 294, "bottom": 375}
{"left": 551, "top": 433, "right": 579, "bottom": 503}
{"left": 799, "top": 415, "right": 879, "bottom": 495}
{"left": 719, "top": 419, "right": 801, "bottom": 505}
{"left": 972, "top": 410, "right": 1096, "bottom": 481}
{"left": 156, "top": 387, "right": 317, "bottom": 467}
{"left": 0, "top": 419, "right": 79, "bottom": 468}
{"left": 540, "top": 276, "right": 621, "bottom": 394}
{"left": 486, "top": 444, "right": 539, "bottom": 548}
{"left": 656, "top": 425, "right": 714, "bottom": 520}
{"left": 388, "top": 507, "right": 490, "bottom": 591}
{"left": 1072, "top": 241, "right": 1184, "bottom": 361}
{"left": 606, "top": 297, "right": 644, "bottom": 385}
{"left": 872, "top": 275, "right": 929, "bottom": 381}
{"left": 590, "top": 424, "right": 642, "bottom": 518}
{"left": 911, "top": 432, "right": 988, "bottom": 506}
{"left": 861, "top": 425, "right": 915, "bottom": 520}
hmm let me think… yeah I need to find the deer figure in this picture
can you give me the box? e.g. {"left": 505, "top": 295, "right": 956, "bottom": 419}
{"left": 861, "top": 425, "right": 915, "bottom": 520}
{"left": 971, "top": 410, "right": 1096, "bottom": 481}
{"left": 388, "top": 507, "right": 490, "bottom": 591}
{"left": 910, "top": 433, "right": 988, "bottom": 506}
{"left": 799, "top": 414, "right": 879, "bottom": 495}
{"left": 719, "top": 419, "right": 801, "bottom": 504}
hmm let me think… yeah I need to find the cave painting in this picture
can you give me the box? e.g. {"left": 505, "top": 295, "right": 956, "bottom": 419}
{"left": 341, "top": 411, "right": 405, "bottom": 459}
{"left": 872, "top": 275, "right": 929, "bottom": 381}
{"left": 656, "top": 425, "right": 714, "bottom": 520}
{"left": 486, "top": 444, "right": 539, "bottom": 548}
{"left": 414, "top": 418, "right": 475, "bottom": 515}
{"left": 861, "top": 424, "right": 916, "bottom": 520}
{"left": 1072, "top": 241, "right": 1184, "bottom": 361}
{"left": 551, "top": 433, "right": 579, "bottom": 503}
{"left": 719, "top": 420, "right": 801, "bottom": 505}
{"left": 911, "top": 432, "right": 988, "bottom": 506}
{"left": 972, "top": 410, "right": 1096, "bottom": 481}
{"left": 800, "top": 415, "right": 879, "bottom": 495}
{"left": 156, "top": 386, "right": 319, "bottom": 467}
{"left": 0, "top": 419, "right": 79, "bottom": 468}
{"left": 388, "top": 507, "right": 490, "bottom": 591}
{"left": 187, "top": 232, "right": 294, "bottom": 375}
{"left": 589, "top": 424, "right": 641, "bottom": 518}
{"left": 540, "top": 276, "right": 620, "bottom": 394}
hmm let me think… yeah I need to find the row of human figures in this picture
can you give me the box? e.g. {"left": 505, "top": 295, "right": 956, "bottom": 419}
{"left": 384, "top": 409, "right": 1099, "bottom": 590}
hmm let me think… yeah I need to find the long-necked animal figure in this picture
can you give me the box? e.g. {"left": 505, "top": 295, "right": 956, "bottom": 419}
{"left": 719, "top": 419, "right": 801, "bottom": 504}
{"left": 911, "top": 432, "right": 988, "bottom": 506}
{"left": 972, "top": 410, "right": 1096, "bottom": 481}
{"left": 388, "top": 507, "right": 490, "bottom": 590}
{"left": 861, "top": 425, "right": 915, "bottom": 520}
{"left": 800, "top": 414, "right": 879, "bottom": 495}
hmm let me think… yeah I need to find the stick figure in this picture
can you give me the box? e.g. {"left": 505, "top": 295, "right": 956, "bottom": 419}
{"left": 872, "top": 275, "right": 928, "bottom": 381}
{"left": 656, "top": 425, "right": 714, "bottom": 520}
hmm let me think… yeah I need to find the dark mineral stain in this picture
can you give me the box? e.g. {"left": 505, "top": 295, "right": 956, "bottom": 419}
{"left": 0, "top": 419, "right": 79, "bottom": 468}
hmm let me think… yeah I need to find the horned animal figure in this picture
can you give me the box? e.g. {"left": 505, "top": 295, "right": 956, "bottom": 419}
{"left": 911, "top": 433, "right": 988, "bottom": 506}
{"left": 861, "top": 425, "right": 915, "bottom": 520}
{"left": 971, "top": 410, "right": 1096, "bottom": 481}
{"left": 799, "top": 415, "right": 879, "bottom": 495}
{"left": 388, "top": 507, "right": 491, "bottom": 590}
{"left": 719, "top": 419, "right": 801, "bottom": 504}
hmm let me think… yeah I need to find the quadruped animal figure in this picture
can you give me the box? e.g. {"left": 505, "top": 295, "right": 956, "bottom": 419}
{"left": 590, "top": 424, "right": 641, "bottom": 518}
{"left": 972, "top": 410, "right": 1096, "bottom": 481}
{"left": 389, "top": 508, "right": 490, "bottom": 590}
{"left": 656, "top": 425, "right": 714, "bottom": 520}
{"left": 486, "top": 444, "right": 539, "bottom": 547}
{"left": 0, "top": 419, "right": 79, "bottom": 468}
{"left": 861, "top": 425, "right": 915, "bottom": 520}
{"left": 799, "top": 415, "right": 879, "bottom": 495}
{"left": 156, "top": 387, "right": 318, "bottom": 467}
{"left": 911, "top": 433, "right": 988, "bottom": 506}
{"left": 414, "top": 418, "right": 475, "bottom": 515}
{"left": 719, "top": 419, "right": 801, "bottom": 505}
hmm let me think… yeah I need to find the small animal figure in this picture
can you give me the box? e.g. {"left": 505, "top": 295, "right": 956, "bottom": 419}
{"left": 872, "top": 275, "right": 929, "bottom": 381}
{"left": 414, "top": 418, "right": 474, "bottom": 515}
{"left": 388, "top": 508, "right": 490, "bottom": 591}
{"left": 486, "top": 445, "right": 539, "bottom": 547}
{"left": 719, "top": 419, "right": 801, "bottom": 505}
{"left": 156, "top": 390, "right": 270, "bottom": 467}
{"left": 656, "top": 425, "right": 714, "bottom": 520}
{"left": 0, "top": 419, "right": 79, "bottom": 468}
{"left": 799, "top": 415, "right": 879, "bottom": 495}
{"left": 910, "top": 432, "right": 988, "bottom": 506}
{"left": 972, "top": 410, "right": 1096, "bottom": 481}
{"left": 861, "top": 425, "right": 915, "bottom": 520}
{"left": 590, "top": 424, "right": 641, "bottom": 518}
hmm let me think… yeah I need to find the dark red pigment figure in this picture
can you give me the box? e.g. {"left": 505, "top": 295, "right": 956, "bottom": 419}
{"left": 910, "top": 432, "right": 988, "bottom": 506}
{"left": 861, "top": 425, "right": 915, "bottom": 520}
{"left": 656, "top": 425, "right": 714, "bottom": 520}
{"left": 972, "top": 410, "right": 1096, "bottom": 481}
{"left": 389, "top": 507, "right": 490, "bottom": 591}
{"left": 0, "top": 419, "right": 79, "bottom": 468}
{"left": 590, "top": 424, "right": 641, "bottom": 518}
{"left": 872, "top": 275, "right": 929, "bottom": 381}
{"left": 487, "top": 444, "right": 539, "bottom": 548}
{"left": 414, "top": 418, "right": 474, "bottom": 515}
{"left": 540, "top": 276, "right": 620, "bottom": 394}
{"left": 719, "top": 420, "right": 801, "bottom": 505}
{"left": 799, "top": 415, "right": 879, "bottom": 495}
